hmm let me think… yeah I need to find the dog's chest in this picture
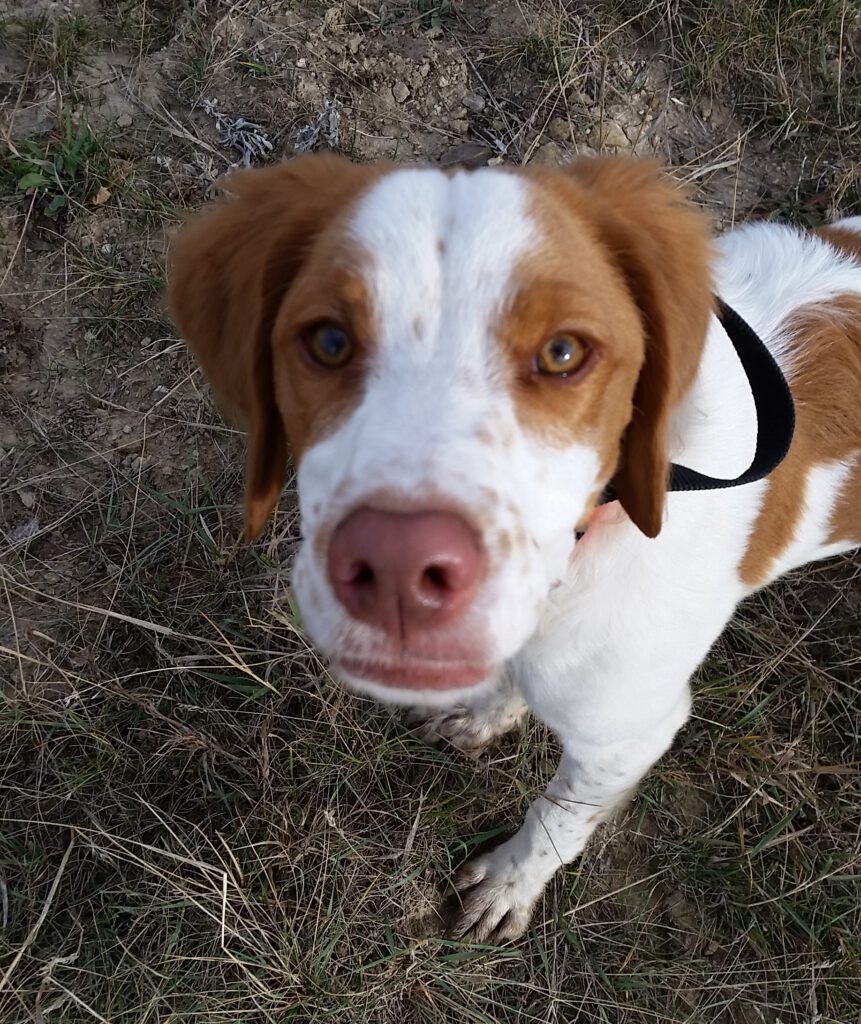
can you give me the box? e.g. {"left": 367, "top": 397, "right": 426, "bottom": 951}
{"left": 509, "top": 489, "right": 762, "bottom": 735}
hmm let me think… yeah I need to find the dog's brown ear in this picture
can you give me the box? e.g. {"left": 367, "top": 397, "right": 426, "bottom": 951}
{"left": 568, "top": 158, "right": 714, "bottom": 537}
{"left": 168, "top": 155, "right": 380, "bottom": 539}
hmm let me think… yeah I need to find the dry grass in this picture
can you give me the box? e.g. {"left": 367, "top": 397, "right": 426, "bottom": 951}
{"left": 1, "top": 1, "right": 860, "bottom": 1021}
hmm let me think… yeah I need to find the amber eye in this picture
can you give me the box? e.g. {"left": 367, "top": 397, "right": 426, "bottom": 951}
{"left": 304, "top": 324, "right": 354, "bottom": 368}
{"left": 534, "top": 334, "right": 590, "bottom": 377}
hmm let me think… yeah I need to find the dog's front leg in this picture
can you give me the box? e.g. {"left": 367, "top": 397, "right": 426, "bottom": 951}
{"left": 444, "top": 690, "right": 691, "bottom": 942}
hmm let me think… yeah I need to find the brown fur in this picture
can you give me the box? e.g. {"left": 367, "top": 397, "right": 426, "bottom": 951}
{"left": 169, "top": 156, "right": 713, "bottom": 542}
{"left": 739, "top": 293, "right": 861, "bottom": 585}
{"left": 817, "top": 225, "right": 861, "bottom": 263}
{"left": 497, "top": 161, "right": 712, "bottom": 536}
{"left": 167, "top": 155, "right": 387, "bottom": 539}
{"left": 517, "top": 160, "right": 714, "bottom": 537}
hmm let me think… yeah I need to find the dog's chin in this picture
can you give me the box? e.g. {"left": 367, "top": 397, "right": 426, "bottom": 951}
{"left": 332, "top": 658, "right": 499, "bottom": 708}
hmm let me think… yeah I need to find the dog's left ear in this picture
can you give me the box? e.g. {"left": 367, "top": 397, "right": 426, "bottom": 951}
{"left": 567, "top": 158, "right": 714, "bottom": 538}
{"left": 168, "top": 155, "right": 382, "bottom": 539}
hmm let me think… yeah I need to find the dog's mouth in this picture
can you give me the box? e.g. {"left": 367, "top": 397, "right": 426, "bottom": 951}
{"left": 337, "top": 655, "right": 491, "bottom": 691}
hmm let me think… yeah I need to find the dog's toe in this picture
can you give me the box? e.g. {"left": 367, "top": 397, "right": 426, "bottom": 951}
{"left": 443, "top": 853, "right": 539, "bottom": 943}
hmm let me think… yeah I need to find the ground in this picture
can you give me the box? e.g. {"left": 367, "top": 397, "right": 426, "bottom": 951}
{"left": 1, "top": 1, "right": 860, "bottom": 1022}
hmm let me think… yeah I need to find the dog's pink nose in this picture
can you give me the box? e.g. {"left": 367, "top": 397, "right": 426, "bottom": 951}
{"left": 327, "top": 508, "right": 485, "bottom": 639}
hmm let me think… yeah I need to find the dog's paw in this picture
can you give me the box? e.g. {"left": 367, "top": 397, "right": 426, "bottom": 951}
{"left": 442, "top": 851, "right": 542, "bottom": 943}
{"left": 405, "top": 692, "right": 527, "bottom": 758}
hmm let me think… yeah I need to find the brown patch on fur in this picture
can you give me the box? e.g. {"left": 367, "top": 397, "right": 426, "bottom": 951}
{"left": 271, "top": 260, "right": 375, "bottom": 458}
{"left": 167, "top": 154, "right": 389, "bottom": 539}
{"left": 817, "top": 224, "right": 861, "bottom": 263}
{"left": 502, "top": 160, "right": 714, "bottom": 537}
{"left": 829, "top": 456, "right": 861, "bottom": 545}
{"left": 740, "top": 294, "right": 861, "bottom": 585}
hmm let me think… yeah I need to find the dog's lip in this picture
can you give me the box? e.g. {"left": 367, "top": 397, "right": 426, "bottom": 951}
{"left": 337, "top": 655, "right": 491, "bottom": 690}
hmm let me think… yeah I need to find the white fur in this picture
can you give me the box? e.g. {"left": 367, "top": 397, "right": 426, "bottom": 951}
{"left": 288, "top": 177, "right": 861, "bottom": 940}
{"left": 292, "top": 168, "right": 602, "bottom": 706}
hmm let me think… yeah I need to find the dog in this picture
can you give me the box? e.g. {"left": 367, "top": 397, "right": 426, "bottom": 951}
{"left": 168, "top": 155, "right": 860, "bottom": 942}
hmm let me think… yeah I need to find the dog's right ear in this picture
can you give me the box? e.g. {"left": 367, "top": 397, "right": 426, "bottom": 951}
{"left": 167, "top": 155, "right": 380, "bottom": 539}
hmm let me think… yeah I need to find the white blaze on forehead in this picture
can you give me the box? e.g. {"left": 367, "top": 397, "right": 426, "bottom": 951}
{"left": 291, "top": 165, "right": 604, "bottom": 695}
{"left": 347, "top": 167, "right": 538, "bottom": 365}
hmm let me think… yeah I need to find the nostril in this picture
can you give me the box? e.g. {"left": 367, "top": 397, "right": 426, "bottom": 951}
{"left": 422, "top": 564, "right": 450, "bottom": 592}
{"left": 352, "top": 562, "right": 375, "bottom": 587}
{"left": 331, "top": 557, "right": 376, "bottom": 589}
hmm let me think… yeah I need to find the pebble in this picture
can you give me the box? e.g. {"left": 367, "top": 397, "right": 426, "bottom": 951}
{"left": 530, "top": 141, "right": 568, "bottom": 167}
{"left": 116, "top": 112, "right": 133, "bottom": 128}
{"left": 392, "top": 81, "right": 410, "bottom": 103}
{"left": 547, "top": 116, "right": 572, "bottom": 144}
{"left": 590, "top": 119, "right": 630, "bottom": 150}
{"left": 439, "top": 142, "right": 492, "bottom": 169}
{"left": 461, "top": 92, "right": 485, "bottom": 113}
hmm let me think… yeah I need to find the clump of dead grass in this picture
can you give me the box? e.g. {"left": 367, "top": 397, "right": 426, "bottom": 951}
{"left": 615, "top": 0, "right": 859, "bottom": 140}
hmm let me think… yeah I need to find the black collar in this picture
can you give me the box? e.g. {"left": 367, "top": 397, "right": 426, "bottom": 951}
{"left": 601, "top": 299, "right": 796, "bottom": 506}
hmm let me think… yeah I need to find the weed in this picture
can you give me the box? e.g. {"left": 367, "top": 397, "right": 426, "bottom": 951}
{"left": 4, "top": 119, "right": 113, "bottom": 220}
{"left": 7, "top": 13, "right": 94, "bottom": 77}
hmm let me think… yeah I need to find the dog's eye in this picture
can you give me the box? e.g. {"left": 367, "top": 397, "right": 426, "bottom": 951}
{"left": 534, "top": 334, "right": 590, "bottom": 377}
{"left": 305, "top": 324, "right": 354, "bottom": 368}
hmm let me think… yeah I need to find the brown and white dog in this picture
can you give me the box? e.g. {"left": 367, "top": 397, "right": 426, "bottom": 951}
{"left": 168, "top": 155, "right": 861, "bottom": 942}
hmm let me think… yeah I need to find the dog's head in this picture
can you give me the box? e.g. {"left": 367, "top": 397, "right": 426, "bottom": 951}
{"left": 168, "top": 155, "right": 712, "bottom": 704}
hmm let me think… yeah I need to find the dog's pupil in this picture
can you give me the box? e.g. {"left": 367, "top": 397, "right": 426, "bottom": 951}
{"left": 323, "top": 329, "right": 344, "bottom": 356}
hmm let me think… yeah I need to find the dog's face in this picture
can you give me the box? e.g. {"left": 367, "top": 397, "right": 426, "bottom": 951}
{"left": 169, "top": 156, "right": 712, "bottom": 705}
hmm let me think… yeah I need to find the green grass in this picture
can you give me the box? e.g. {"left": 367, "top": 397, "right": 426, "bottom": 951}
{"left": 4, "top": 118, "right": 115, "bottom": 220}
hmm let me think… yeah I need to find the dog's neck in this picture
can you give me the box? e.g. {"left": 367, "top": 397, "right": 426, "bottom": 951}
{"left": 668, "top": 313, "right": 760, "bottom": 482}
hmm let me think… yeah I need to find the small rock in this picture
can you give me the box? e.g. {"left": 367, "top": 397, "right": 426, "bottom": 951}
{"left": 17, "top": 488, "right": 36, "bottom": 509}
{"left": 348, "top": 34, "right": 362, "bottom": 54}
{"left": 116, "top": 112, "right": 133, "bottom": 128}
{"left": 392, "top": 81, "right": 410, "bottom": 104}
{"left": 122, "top": 424, "right": 132, "bottom": 435}
{"left": 547, "top": 116, "right": 572, "bottom": 144}
{"left": 575, "top": 143, "right": 599, "bottom": 159}
{"left": 462, "top": 92, "right": 485, "bottom": 113}
{"left": 438, "top": 142, "right": 492, "bottom": 169}
{"left": 590, "top": 119, "right": 630, "bottom": 150}
{"left": 529, "top": 141, "right": 568, "bottom": 167}
{"left": 449, "top": 118, "right": 469, "bottom": 135}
